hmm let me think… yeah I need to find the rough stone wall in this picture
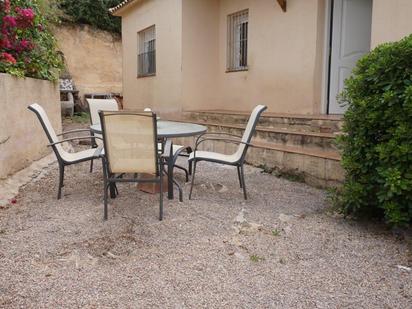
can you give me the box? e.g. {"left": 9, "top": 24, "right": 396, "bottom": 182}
{"left": 0, "top": 73, "right": 61, "bottom": 179}
{"left": 53, "top": 24, "right": 122, "bottom": 105}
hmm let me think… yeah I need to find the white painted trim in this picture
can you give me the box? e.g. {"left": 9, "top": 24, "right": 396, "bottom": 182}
{"left": 320, "top": 0, "right": 333, "bottom": 114}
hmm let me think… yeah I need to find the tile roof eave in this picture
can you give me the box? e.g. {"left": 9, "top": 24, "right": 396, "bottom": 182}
{"left": 109, "top": 0, "right": 138, "bottom": 16}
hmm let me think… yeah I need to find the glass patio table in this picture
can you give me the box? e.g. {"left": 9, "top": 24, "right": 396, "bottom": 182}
{"left": 90, "top": 120, "right": 207, "bottom": 200}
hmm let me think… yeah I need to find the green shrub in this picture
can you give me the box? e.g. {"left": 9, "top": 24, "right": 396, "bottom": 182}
{"left": 337, "top": 34, "right": 412, "bottom": 227}
{"left": 59, "top": 0, "right": 123, "bottom": 34}
{"left": 0, "top": 0, "right": 63, "bottom": 81}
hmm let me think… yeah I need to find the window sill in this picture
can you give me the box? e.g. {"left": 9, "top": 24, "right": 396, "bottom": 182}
{"left": 137, "top": 73, "right": 156, "bottom": 78}
{"left": 226, "top": 68, "right": 248, "bottom": 73}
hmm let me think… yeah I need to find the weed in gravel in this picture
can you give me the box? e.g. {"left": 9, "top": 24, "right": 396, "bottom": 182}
{"left": 258, "top": 164, "right": 305, "bottom": 183}
{"left": 250, "top": 254, "right": 265, "bottom": 262}
{"left": 67, "top": 112, "right": 90, "bottom": 124}
{"left": 271, "top": 229, "right": 281, "bottom": 236}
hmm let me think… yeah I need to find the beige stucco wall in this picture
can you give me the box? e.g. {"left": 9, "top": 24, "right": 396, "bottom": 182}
{"left": 117, "top": 0, "right": 412, "bottom": 116}
{"left": 371, "top": 0, "right": 412, "bottom": 48}
{"left": 118, "top": 0, "right": 327, "bottom": 116}
{"left": 54, "top": 25, "right": 122, "bottom": 102}
{"left": 214, "top": 0, "right": 325, "bottom": 114}
{"left": 120, "top": 0, "right": 183, "bottom": 117}
{"left": 181, "top": 0, "right": 220, "bottom": 111}
{"left": 0, "top": 74, "right": 61, "bottom": 179}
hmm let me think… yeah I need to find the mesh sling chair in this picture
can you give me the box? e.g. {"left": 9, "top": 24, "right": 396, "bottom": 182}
{"left": 86, "top": 98, "right": 119, "bottom": 172}
{"left": 188, "top": 105, "right": 267, "bottom": 200}
{"left": 99, "top": 110, "right": 171, "bottom": 220}
{"left": 144, "top": 107, "right": 192, "bottom": 184}
{"left": 28, "top": 103, "right": 103, "bottom": 199}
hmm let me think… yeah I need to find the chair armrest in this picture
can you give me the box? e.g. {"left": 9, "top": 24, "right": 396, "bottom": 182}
{"left": 195, "top": 137, "right": 251, "bottom": 150}
{"left": 48, "top": 136, "right": 102, "bottom": 146}
{"left": 195, "top": 132, "right": 243, "bottom": 145}
{"left": 57, "top": 129, "right": 92, "bottom": 136}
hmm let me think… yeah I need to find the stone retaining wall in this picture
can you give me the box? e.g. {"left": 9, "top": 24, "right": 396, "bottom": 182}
{"left": 53, "top": 25, "right": 122, "bottom": 104}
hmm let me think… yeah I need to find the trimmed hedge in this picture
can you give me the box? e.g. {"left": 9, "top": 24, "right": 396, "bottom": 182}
{"left": 337, "top": 34, "right": 412, "bottom": 227}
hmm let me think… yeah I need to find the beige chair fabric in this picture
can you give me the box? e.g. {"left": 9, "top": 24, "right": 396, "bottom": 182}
{"left": 29, "top": 103, "right": 102, "bottom": 163}
{"left": 189, "top": 105, "right": 267, "bottom": 163}
{"left": 87, "top": 99, "right": 119, "bottom": 147}
{"left": 87, "top": 99, "right": 119, "bottom": 125}
{"left": 100, "top": 111, "right": 157, "bottom": 174}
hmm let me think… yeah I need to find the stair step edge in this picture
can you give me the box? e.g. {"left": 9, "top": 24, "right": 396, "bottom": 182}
{"left": 183, "top": 110, "right": 343, "bottom": 121}
{"left": 168, "top": 118, "right": 338, "bottom": 138}
{"left": 250, "top": 141, "right": 341, "bottom": 161}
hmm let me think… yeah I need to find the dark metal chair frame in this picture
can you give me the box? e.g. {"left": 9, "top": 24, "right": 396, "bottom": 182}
{"left": 28, "top": 104, "right": 103, "bottom": 200}
{"left": 99, "top": 110, "right": 171, "bottom": 221}
{"left": 189, "top": 105, "right": 267, "bottom": 200}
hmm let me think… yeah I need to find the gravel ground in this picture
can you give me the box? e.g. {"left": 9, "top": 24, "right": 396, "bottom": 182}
{"left": 0, "top": 122, "right": 411, "bottom": 308}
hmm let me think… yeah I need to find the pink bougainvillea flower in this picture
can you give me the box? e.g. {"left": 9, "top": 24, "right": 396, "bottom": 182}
{"left": 3, "top": 0, "right": 11, "bottom": 13}
{"left": 20, "top": 39, "right": 31, "bottom": 49}
{"left": 1, "top": 52, "right": 16, "bottom": 64}
{"left": 15, "top": 39, "right": 34, "bottom": 52}
{"left": 15, "top": 7, "right": 35, "bottom": 28}
{"left": 3, "top": 15, "right": 17, "bottom": 27}
{"left": 0, "top": 37, "right": 13, "bottom": 49}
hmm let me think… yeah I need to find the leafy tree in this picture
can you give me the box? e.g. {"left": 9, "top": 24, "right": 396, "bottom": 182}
{"left": 59, "top": 0, "right": 123, "bottom": 34}
{"left": 337, "top": 34, "right": 412, "bottom": 227}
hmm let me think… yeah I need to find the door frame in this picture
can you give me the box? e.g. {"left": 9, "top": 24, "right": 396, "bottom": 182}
{"left": 320, "top": 0, "right": 333, "bottom": 114}
{"left": 321, "top": 0, "right": 374, "bottom": 114}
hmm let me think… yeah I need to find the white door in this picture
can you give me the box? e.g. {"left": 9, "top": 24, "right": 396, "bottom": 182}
{"left": 328, "top": 0, "right": 373, "bottom": 114}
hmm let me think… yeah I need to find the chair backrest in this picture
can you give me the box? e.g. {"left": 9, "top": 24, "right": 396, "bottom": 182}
{"left": 234, "top": 105, "right": 267, "bottom": 161}
{"left": 87, "top": 99, "right": 119, "bottom": 125}
{"left": 99, "top": 111, "right": 158, "bottom": 174}
{"left": 28, "top": 103, "right": 65, "bottom": 158}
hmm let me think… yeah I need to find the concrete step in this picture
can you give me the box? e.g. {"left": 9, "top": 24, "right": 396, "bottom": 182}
{"left": 170, "top": 118, "right": 339, "bottom": 153}
{"left": 172, "top": 134, "right": 343, "bottom": 188}
{"left": 183, "top": 110, "right": 343, "bottom": 134}
{"left": 172, "top": 110, "right": 344, "bottom": 188}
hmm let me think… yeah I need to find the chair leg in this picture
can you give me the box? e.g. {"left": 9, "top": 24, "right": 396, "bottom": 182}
{"left": 58, "top": 163, "right": 64, "bottom": 199}
{"left": 109, "top": 173, "right": 116, "bottom": 199}
{"left": 174, "top": 164, "right": 189, "bottom": 182}
{"left": 188, "top": 160, "right": 193, "bottom": 176}
{"left": 172, "top": 178, "right": 183, "bottom": 202}
{"left": 159, "top": 167, "right": 164, "bottom": 221}
{"left": 102, "top": 158, "right": 109, "bottom": 220}
{"left": 240, "top": 164, "right": 247, "bottom": 200}
{"left": 189, "top": 160, "right": 197, "bottom": 200}
{"left": 90, "top": 132, "right": 97, "bottom": 173}
{"left": 167, "top": 156, "right": 174, "bottom": 200}
{"left": 237, "top": 165, "right": 243, "bottom": 189}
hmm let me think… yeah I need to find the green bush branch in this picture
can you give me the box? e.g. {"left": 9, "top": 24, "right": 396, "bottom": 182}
{"left": 336, "top": 34, "right": 412, "bottom": 227}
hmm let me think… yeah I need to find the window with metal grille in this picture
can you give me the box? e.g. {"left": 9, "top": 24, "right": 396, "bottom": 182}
{"left": 227, "top": 10, "right": 248, "bottom": 72}
{"left": 138, "top": 26, "right": 156, "bottom": 77}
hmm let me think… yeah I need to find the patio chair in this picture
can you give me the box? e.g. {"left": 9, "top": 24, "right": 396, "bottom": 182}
{"left": 99, "top": 110, "right": 170, "bottom": 220}
{"left": 86, "top": 98, "right": 119, "bottom": 172}
{"left": 144, "top": 108, "right": 192, "bottom": 184}
{"left": 28, "top": 103, "right": 103, "bottom": 199}
{"left": 188, "top": 105, "right": 267, "bottom": 200}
